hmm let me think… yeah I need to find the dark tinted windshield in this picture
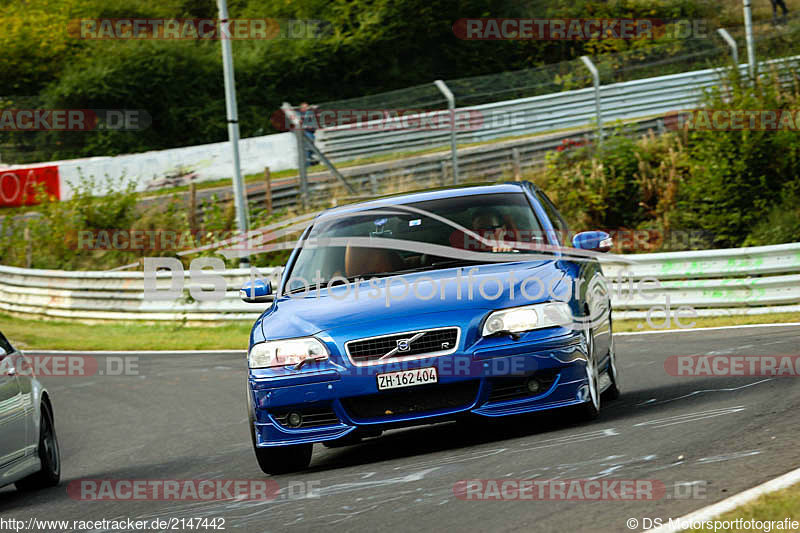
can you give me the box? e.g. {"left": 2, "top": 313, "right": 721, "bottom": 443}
{"left": 287, "top": 192, "right": 545, "bottom": 288}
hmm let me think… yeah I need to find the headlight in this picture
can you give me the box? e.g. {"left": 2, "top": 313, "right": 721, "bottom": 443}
{"left": 248, "top": 337, "right": 329, "bottom": 369}
{"left": 482, "top": 302, "right": 572, "bottom": 336}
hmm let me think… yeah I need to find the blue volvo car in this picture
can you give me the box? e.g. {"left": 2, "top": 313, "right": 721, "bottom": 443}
{"left": 242, "top": 182, "right": 620, "bottom": 474}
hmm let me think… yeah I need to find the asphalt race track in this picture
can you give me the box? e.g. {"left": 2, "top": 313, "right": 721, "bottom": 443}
{"left": 1, "top": 324, "right": 799, "bottom": 533}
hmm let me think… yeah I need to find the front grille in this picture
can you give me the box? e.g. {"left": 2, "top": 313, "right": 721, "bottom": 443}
{"left": 341, "top": 381, "right": 479, "bottom": 419}
{"left": 272, "top": 404, "right": 340, "bottom": 428}
{"left": 487, "top": 369, "right": 560, "bottom": 403}
{"left": 346, "top": 327, "right": 459, "bottom": 364}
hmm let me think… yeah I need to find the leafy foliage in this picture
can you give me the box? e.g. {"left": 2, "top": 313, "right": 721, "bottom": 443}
{"left": 1, "top": 0, "right": 716, "bottom": 161}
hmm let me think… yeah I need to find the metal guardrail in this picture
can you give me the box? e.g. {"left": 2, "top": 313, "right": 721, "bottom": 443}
{"left": 605, "top": 243, "right": 800, "bottom": 318}
{"left": 0, "top": 265, "right": 282, "bottom": 322}
{"left": 240, "top": 54, "right": 800, "bottom": 214}
{"left": 1, "top": 243, "right": 798, "bottom": 322}
{"left": 316, "top": 55, "right": 800, "bottom": 162}
{"left": 242, "top": 117, "right": 665, "bottom": 213}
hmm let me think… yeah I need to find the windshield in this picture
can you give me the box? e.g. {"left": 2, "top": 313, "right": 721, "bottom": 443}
{"left": 286, "top": 192, "right": 546, "bottom": 290}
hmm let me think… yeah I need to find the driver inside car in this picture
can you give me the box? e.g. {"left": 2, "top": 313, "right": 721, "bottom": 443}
{"left": 471, "top": 209, "right": 516, "bottom": 253}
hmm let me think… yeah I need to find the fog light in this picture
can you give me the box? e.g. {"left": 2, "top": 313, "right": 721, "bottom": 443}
{"left": 526, "top": 378, "right": 541, "bottom": 394}
{"left": 287, "top": 412, "right": 303, "bottom": 427}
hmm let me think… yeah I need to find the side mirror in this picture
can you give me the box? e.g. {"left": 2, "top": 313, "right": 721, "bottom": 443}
{"left": 572, "top": 231, "right": 612, "bottom": 253}
{"left": 240, "top": 279, "right": 273, "bottom": 303}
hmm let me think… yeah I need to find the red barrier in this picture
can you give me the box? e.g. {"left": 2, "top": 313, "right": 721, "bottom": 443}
{"left": 0, "top": 165, "right": 60, "bottom": 206}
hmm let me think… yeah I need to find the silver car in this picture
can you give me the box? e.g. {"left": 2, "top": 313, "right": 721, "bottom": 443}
{"left": 0, "top": 330, "right": 60, "bottom": 491}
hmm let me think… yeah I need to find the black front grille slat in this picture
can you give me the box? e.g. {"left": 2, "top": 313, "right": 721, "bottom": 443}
{"left": 347, "top": 328, "right": 458, "bottom": 363}
{"left": 342, "top": 381, "right": 479, "bottom": 419}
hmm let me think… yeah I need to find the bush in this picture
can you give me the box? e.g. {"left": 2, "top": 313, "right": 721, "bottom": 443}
{"left": 538, "top": 127, "right": 689, "bottom": 234}
{"left": 539, "top": 63, "right": 800, "bottom": 250}
{"left": 676, "top": 65, "right": 800, "bottom": 247}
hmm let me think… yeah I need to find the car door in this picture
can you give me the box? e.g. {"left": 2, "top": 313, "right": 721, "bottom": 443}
{"left": 0, "top": 332, "right": 28, "bottom": 471}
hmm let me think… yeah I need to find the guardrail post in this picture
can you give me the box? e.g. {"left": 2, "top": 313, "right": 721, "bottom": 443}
{"left": 580, "top": 56, "right": 603, "bottom": 145}
{"left": 717, "top": 28, "right": 739, "bottom": 66}
{"left": 434, "top": 80, "right": 459, "bottom": 184}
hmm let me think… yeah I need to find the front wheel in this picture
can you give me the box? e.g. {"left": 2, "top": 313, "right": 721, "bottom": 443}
{"left": 576, "top": 327, "right": 600, "bottom": 421}
{"left": 254, "top": 443, "right": 313, "bottom": 475}
{"left": 16, "top": 402, "right": 60, "bottom": 491}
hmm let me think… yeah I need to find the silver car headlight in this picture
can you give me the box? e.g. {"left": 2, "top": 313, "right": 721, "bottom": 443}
{"left": 248, "top": 337, "right": 329, "bottom": 369}
{"left": 482, "top": 302, "right": 573, "bottom": 336}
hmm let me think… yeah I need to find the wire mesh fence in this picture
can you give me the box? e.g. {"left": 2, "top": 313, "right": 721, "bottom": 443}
{"left": 315, "top": 17, "right": 800, "bottom": 112}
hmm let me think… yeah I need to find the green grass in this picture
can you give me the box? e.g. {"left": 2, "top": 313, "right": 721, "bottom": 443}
{"left": 1, "top": 314, "right": 252, "bottom": 351}
{"left": 615, "top": 312, "right": 800, "bottom": 333}
{"left": 687, "top": 482, "right": 800, "bottom": 532}
{"left": 2, "top": 312, "right": 798, "bottom": 351}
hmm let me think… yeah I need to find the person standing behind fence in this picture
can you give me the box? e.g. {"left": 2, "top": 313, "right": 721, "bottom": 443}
{"left": 299, "top": 102, "right": 319, "bottom": 166}
{"left": 771, "top": 0, "right": 789, "bottom": 24}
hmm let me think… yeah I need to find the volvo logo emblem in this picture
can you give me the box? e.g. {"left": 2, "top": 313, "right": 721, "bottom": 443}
{"left": 396, "top": 339, "right": 411, "bottom": 352}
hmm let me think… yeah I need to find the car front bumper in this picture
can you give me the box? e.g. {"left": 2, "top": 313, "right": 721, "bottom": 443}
{"left": 249, "top": 329, "right": 592, "bottom": 447}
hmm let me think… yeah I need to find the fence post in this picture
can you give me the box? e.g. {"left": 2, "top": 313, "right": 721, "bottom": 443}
{"left": 743, "top": 0, "right": 756, "bottom": 80}
{"left": 717, "top": 28, "right": 738, "bottom": 66}
{"left": 580, "top": 56, "right": 603, "bottom": 145}
{"left": 216, "top": 0, "right": 249, "bottom": 267}
{"left": 264, "top": 167, "right": 272, "bottom": 214}
{"left": 511, "top": 148, "right": 521, "bottom": 181}
{"left": 369, "top": 174, "right": 378, "bottom": 196}
{"left": 24, "top": 226, "right": 31, "bottom": 268}
{"left": 295, "top": 128, "right": 309, "bottom": 210}
{"left": 434, "top": 80, "right": 459, "bottom": 184}
{"left": 188, "top": 181, "right": 197, "bottom": 233}
{"left": 282, "top": 103, "right": 309, "bottom": 210}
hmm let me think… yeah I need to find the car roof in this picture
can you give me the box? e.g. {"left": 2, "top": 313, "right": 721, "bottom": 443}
{"left": 317, "top": 182, "right": 531, "bottom": 219}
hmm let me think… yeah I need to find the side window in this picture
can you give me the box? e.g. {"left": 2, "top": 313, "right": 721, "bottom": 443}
{"left": 0, "top": 332, "right": 13, "bottom": 356}
{"left": 535, "top": 190, "right": 569, "bottom": 245}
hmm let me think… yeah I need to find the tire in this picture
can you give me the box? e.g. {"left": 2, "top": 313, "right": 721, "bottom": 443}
{"left": 253, "top": 443, "right": 313, "bottom": 475}
{"left": 576, "top": 326, "right": 601, "bottom": 421}
{"left": 603, "top": 333, "right": 622, "bottom": 401}
{"left": 16, "top": 401, "right": 60, "bottom": 491}
{"left": 248, "top": 408, "right": 313, "bottom": 475}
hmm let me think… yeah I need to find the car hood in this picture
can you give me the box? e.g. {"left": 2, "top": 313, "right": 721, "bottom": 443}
{"left": 256, "top": 260, "right": 570, "bottom": 341}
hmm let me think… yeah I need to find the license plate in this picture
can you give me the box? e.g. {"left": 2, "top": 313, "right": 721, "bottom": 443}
{"left": 376, "top": 367, "right": 438, "bottom": 390}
